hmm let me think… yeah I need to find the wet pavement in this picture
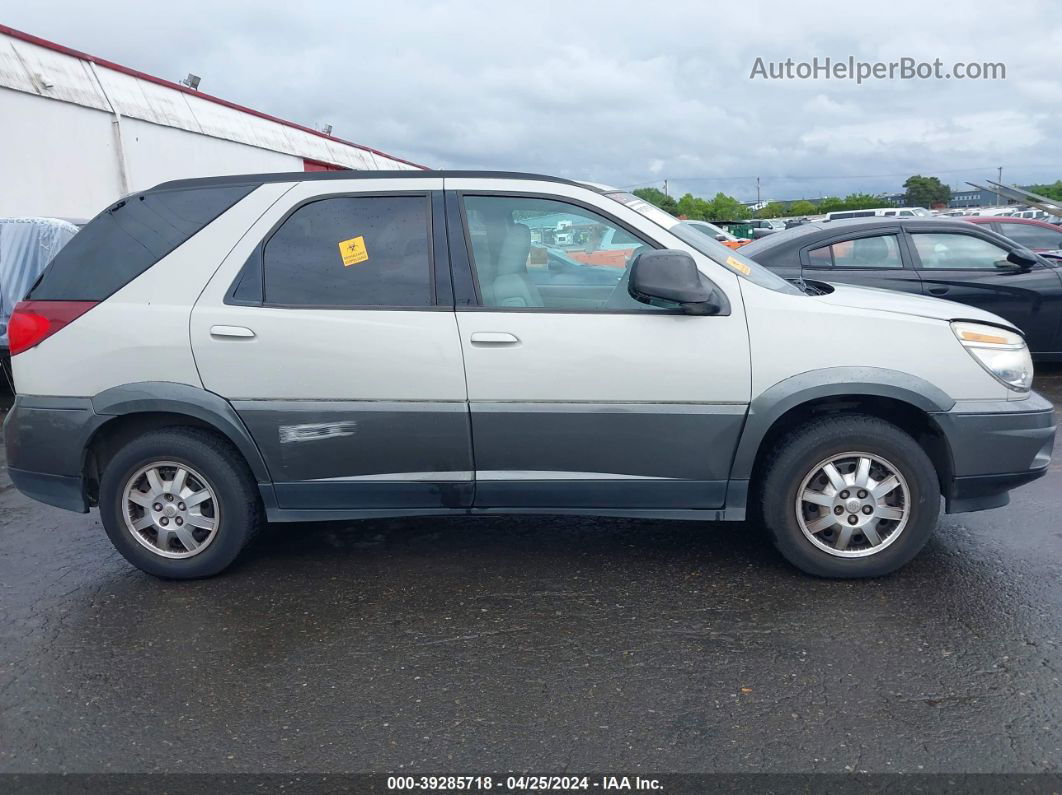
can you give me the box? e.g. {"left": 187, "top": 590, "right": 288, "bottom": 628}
{"left": 0, "top": 372, "right": 1060, "bottom": 775}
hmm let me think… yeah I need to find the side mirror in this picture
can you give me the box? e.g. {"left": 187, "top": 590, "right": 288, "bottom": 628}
{"left": 629, "top": 249, "right": 718, "bottom": 314}
{"left": 1006, "top": 249, "right": 1038, "bottom": 271}
{"left": 715, "top": 234, "right": 728, "bottom": 242}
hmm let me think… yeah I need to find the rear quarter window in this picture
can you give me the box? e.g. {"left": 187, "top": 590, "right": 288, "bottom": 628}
{"left": 29, "top": 185, "right": 255, "bottom": 301}
{"left": 997, "top": 222, "right": 1062, "bottom": 250}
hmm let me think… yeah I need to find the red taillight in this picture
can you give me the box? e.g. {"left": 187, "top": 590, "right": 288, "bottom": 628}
{"left": 8, "top": 301, "right": 98, "bottom": 356}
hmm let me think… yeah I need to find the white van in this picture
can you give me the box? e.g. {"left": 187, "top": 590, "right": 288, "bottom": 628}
{"left": 3, "top": 171, "right": 1054, "bottom": 579}
{"left": 826, "top": 207, "right": 931, "bottom": 220}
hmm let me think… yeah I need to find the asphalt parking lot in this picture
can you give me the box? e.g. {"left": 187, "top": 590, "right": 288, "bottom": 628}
{"left": 0, "top": 373, "right": 1060, "bottom": 775}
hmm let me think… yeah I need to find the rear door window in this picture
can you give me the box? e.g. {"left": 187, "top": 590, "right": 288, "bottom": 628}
{"left": 30, "top": 185, "right": 254, "bottom": 301}
{"left": 910, "top": 233, "right": 1012, "bottom": 270}
{"left": 808, "top": 235, "right": 903, "bottom": 269}
{"left": 261, "top": 195, "right": 433, "bottom": 308}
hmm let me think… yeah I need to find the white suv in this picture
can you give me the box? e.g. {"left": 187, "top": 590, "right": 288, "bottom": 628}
{"left": 2, "top": 171, "right": 1055, "bottom": 579}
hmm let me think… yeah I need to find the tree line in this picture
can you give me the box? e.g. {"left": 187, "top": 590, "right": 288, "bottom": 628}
{"left": 632, "top": 174, "right": 973, "bottom": 220}
{"left": 1028, "top": 180, "right": 1062, "bottom": 202}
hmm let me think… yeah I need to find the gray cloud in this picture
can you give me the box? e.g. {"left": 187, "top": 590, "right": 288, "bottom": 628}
{"left": 6, "top": 0, "right": 1062, "bottom": 201}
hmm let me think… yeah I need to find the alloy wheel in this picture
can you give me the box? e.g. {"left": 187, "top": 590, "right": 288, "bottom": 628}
{"left": 795, "top": 451, "right": 911, "bottom": 558}
{"left": 121, "top": 461, "right": 221, "bottom": 559}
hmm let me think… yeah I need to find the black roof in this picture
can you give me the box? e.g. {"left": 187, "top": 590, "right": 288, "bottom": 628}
{"left": 153, "top": 170, "right": 586, "bottom": 192}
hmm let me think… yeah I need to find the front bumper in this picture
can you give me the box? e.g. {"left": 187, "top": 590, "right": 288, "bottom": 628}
{"left": 931, "top": 391, "right": 1055, "bottom": 513}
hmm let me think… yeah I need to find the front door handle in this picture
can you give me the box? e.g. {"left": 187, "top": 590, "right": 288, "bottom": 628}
{"left": 470, "top": 331, "right": 520, "bottom": 345}
{"left": 210, "top": 325, "right": 256, "bottom": 339}
{"left": 928, "top": 287, "right": 949, "bottom": 296}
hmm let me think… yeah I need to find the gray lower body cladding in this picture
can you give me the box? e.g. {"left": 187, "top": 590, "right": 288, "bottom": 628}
{"left": 234, "top": 399, "right": 475, "bottom": 509}
{"left": 3, "top": 395, "right": 98, "bottom": 512}
{"left": 930, "top": 392, "right": 1055, "bottom": 513}
{"left": 468, "top": 402, "right": 743, "bottom": 508}
{"left": 234, "top": 400, "right": 745, "bottom": 510}
{"left": 2, "top": 387, "right": 1054, "bottom": 521}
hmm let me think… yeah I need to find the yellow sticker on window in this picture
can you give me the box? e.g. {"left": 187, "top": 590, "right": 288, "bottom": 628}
{"left": 726, "top": 255, "right": 751, "bottom": 276}
{"left": 338, "top": 236, "right": 368, "bottom": 267}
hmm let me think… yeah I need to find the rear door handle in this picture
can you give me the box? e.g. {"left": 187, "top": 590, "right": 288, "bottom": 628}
{"left": 470, "top": 331, "right": 520, "bottom": 345}
{"left": 928, "top": 287, "right": 949, "bottom": 296}
{"left": 210, "top": 325, "right": 256, "bottom": 339}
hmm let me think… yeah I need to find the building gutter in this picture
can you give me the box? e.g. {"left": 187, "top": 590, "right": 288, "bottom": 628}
{"left": 86, "top": 61, "right": 131, "bottom": 194}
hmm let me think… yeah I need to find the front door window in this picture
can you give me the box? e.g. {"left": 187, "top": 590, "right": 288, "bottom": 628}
{"left": 462, "top": 195, "right": 664, "bottom": 311}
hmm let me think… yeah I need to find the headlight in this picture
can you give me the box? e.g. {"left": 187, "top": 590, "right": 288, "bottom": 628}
{"left": 952, "top": 321, "right": 1033, "bottom": 392}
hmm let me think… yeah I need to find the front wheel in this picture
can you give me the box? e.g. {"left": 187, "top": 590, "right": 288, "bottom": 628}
{"left": 758, "top": 415, "right": 941, "bottom": 578}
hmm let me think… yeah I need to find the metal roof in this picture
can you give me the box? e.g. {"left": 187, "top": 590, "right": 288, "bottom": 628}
{"left": 0, "top": 24, "right": 426, "bottom": 171}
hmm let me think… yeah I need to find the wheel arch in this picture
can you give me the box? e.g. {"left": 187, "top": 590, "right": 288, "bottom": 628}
{"left": 733, "top": 367, "right": 956, "bottom": 488}
{"left": 85, "top": 383, "right": 271, "bottom": 501}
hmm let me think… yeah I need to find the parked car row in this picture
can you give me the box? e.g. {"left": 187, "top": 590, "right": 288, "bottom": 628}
{"left": 825, "top": 207, "right": 931, "bottom": 221}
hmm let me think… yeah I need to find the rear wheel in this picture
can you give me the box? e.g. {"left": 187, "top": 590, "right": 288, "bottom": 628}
{"left": 758, "top": 415, "right": 940, "bottom": 578}
{"left": 99, "top": 428, "right": 262, "bottom": 578}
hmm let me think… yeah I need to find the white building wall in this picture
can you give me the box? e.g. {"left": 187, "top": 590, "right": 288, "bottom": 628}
{"left": 0, "top": 88, "right": 124, "bottom": 218}
{"left": 0, "top": 27, "right": 424, "bottom": 219}
{"left": 122, "top": 118, "right": 303, "bottom": 192}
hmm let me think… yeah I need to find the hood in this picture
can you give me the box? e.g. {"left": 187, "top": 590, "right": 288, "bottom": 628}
{"left": 812, "top": 282, "right": 1017, "bottom": 329}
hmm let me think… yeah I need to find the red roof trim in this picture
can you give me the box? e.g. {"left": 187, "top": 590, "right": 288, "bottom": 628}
{"left": 0, "top": 23, "right": 428, "bottom": 170}
{"left": 963, "top": 216, "right": 1061, "bottom": 228}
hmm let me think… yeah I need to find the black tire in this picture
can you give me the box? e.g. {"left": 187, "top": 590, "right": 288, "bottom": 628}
{"left": 99, "top": 428, "right": 262, "bottom": 579}
{"left": 757, "top": 414, "right": 940, "bottom": 578}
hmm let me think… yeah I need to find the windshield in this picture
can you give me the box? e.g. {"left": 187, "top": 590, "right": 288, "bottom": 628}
{"left": 688, "top": 220, "right": 736, "bottom": 242}
{"left": 604, "top": 191, "right": 802, "bottom": 295}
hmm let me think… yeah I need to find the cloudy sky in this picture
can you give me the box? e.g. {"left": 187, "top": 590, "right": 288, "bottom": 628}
{"left": 5, "top": 0, "right": 1062, "bottom": 201}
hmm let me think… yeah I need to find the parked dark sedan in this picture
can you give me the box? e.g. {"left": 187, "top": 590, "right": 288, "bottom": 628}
{"left": 741, "top": 218, "right": 1062, "bottom": 359}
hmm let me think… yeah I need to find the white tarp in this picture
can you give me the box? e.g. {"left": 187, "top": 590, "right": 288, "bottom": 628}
{"left": 0, "top": 218, "right": 79, "bottom": 349}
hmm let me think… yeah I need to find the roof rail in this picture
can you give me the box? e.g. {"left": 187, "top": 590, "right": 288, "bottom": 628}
{"left": 152, "top": 170, "right": 587, "bottom": 192}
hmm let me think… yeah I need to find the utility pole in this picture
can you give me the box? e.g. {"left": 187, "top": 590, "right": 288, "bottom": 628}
{"left": 997, "top": 166, "right": 1002, "bottom": 206}
{"left": 756, "top": 177, "right": 761, "bottom": 208}
{"left": 664, "top": 179, "right": 668, "bottom": 198}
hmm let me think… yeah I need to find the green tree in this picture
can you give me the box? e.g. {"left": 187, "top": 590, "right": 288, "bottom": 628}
{"left": 1027, "top": 180, "right": 1062, "bottom": 202}
{"left": 816, "top": 196, "right": 844, "bottom": 213}
{"left": 756, "top": 201, "right": 789, "bottom": 218}
{"left": 675, "top": 192, "right": 705, "bottom": 220}
{"left": 788, "top": 200, "right": 817, "bottom": 217}
{"left": 843, "top": 193, "right": 891, "bottom": 210}
{"left": 663, "top": 190, "right": 750, "bottom": 221}
{"left": 632, "top": 186, "right": 678, "bottom": 214}
{"left": 903, "top": 175, "right": 951, "bottom": 208}
{"left": 702, "top": 192, "right": 750, "bottom": 220}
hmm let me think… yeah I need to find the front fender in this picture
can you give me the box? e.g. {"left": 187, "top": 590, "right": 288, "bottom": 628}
{"left": 729, "top": 367, "right": 955, "bottom": 480}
